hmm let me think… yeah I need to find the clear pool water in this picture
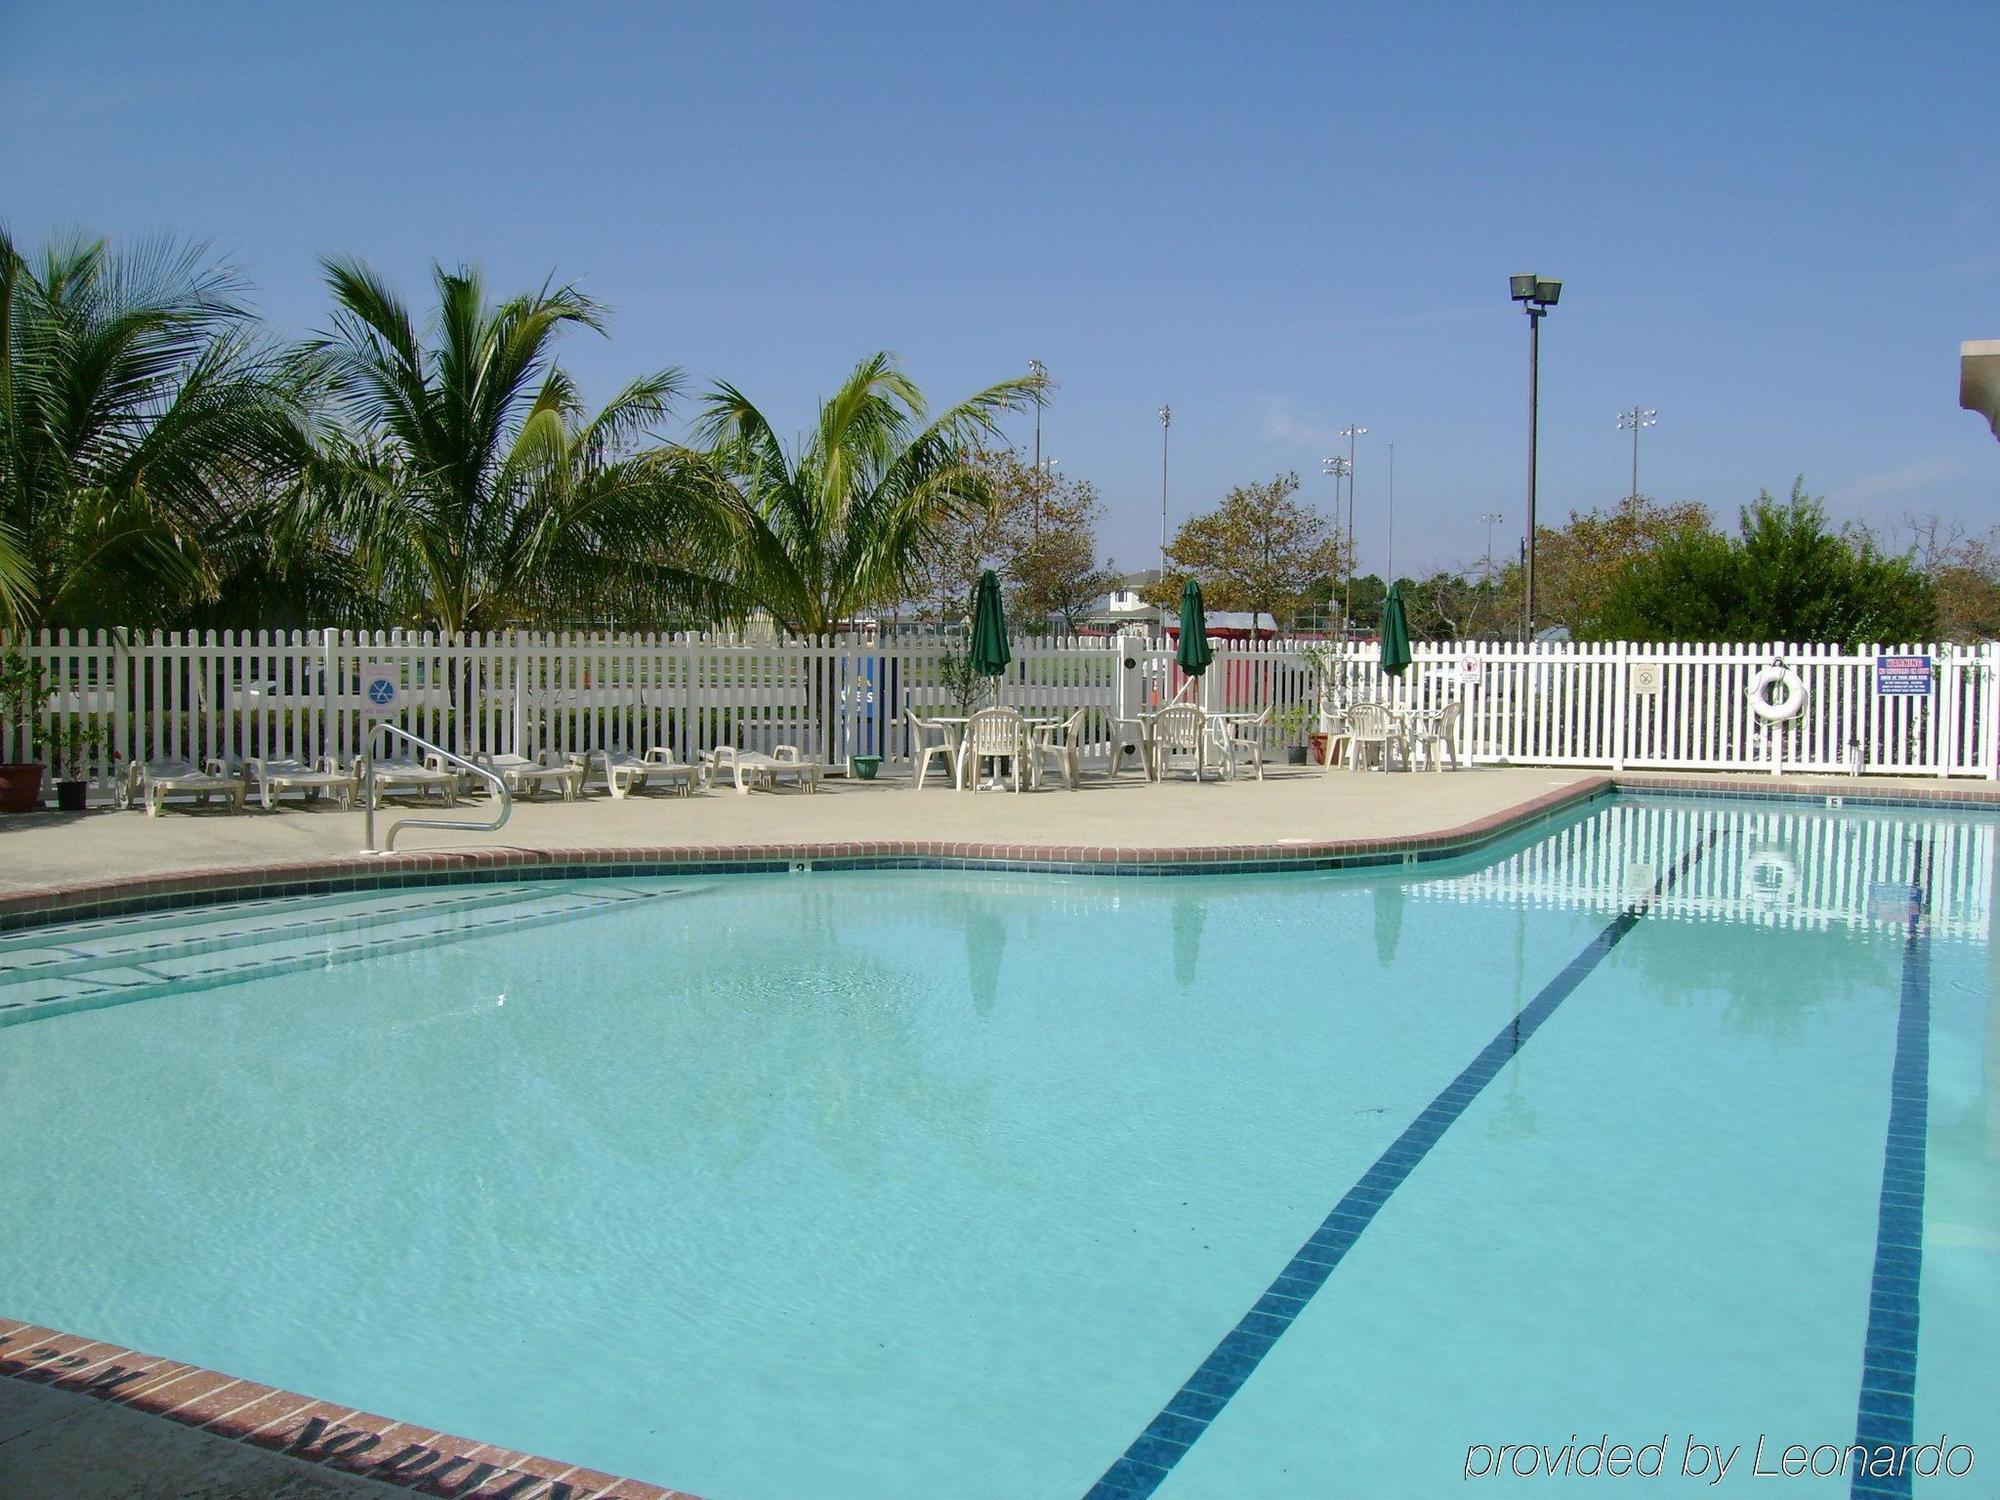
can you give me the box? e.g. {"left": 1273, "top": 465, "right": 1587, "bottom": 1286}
{"left": 1, "top": 795, "right": 1995, "bottom": 1499}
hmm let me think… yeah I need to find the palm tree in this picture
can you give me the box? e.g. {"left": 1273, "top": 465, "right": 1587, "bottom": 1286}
{"left": 695, "top": 353, "right": 1039, "bottom": 636}
{"left": 301, "top": 258, "right": 732, "bottom": 636}
{"left": 0, "top": 228, "right": 303, "bottom": 632}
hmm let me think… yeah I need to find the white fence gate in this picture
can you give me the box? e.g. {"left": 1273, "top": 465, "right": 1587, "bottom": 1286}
{"left": 4, "top": 630, "right": 1995, "bottom": 795}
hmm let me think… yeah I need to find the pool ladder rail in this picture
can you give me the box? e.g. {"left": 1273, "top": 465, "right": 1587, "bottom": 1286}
{"left": 361, "top": 722, "right": 512, "bottom": 856}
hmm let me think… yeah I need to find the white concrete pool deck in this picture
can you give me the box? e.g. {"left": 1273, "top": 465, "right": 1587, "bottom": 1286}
{"left": 4, "top": 764, "right": 1990, "bottom": 898}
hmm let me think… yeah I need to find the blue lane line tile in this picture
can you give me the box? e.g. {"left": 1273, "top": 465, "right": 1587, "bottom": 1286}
{"left": 1079, "top": 829, "right": 1722, "bottom": 1500}
{"left": 1848, "top": 838, "right": 1930, "bottom": 1500}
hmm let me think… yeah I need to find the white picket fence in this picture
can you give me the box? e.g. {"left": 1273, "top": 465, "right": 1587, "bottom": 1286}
{"left": 3, "top": 630, "right": 1995, "bottom": 794}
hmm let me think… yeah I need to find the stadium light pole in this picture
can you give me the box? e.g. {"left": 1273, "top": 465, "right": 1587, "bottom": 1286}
{"left": 1479, "top": 511, "right": 1506, "bottom": 579}
{"left": 1338, "top": 424, "right": 1367, "bottom": 629}
{"left": 1617, "top": 406, "right": 1657, "bottom": 500}
{"left": 1158, "top": 404, "right": 1172, "bottom": 635}
{"left": 1322, "top": 456, "right": 1351, "bottom": 635}
{"left": 1509, "top": 274, "right": 1562, "bottom": 637}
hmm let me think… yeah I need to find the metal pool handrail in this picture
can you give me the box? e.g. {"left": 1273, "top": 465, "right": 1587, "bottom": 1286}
{"left": 362, "top": 722, "right": 511, "bottom": 855}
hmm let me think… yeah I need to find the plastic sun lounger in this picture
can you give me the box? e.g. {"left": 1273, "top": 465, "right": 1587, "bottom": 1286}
{"left": 129, "top": 758, "right": 249, "bottom": 818}
{"left": 475, "top": 751, "right": 584, "bottom": 802}
{"left": 708, "top": 745, "right": 820, "bottom": 796}
{"left": 599, "top": 747, "right": 704, "bottom": 799}
{"left": 359, "top": 754, "right": 460, "bottom": 809}
{"left": 246, "top": 756, "right": 358, "bottom": 810}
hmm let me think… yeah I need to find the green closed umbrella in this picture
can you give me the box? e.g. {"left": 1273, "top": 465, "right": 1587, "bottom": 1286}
{"left": 1176, "top": 579, "right": 1213, "bottom": 677}
{"left": 1379, "top": 583, "right": 1413, "bottom": 678}
{"left": 969, "top": 569, "right": 1012, "bottom": 684}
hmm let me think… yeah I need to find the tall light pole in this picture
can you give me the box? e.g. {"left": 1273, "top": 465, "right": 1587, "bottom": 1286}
{"left": 1158, "top": 405, "right": 1172, "bottom": 634}
{"left": 1028, "top": 359, "right": 1046, "bottom": 475}
{"left": 1479, "top": 511, "right": 1506, "bottom": 580}
{"left": 1338, "top": 424, "right": 1367, "bottom": 629}
{"left": 1321, "top": 456, "right": 1351, "bottom": 633}
{"left": 1386, "top": 442, "right": 1396, "bottom": 583}
{"left": 1616, "top": 406, "right": 1657, "bottom": 501}
{"left": 1509, "top": 274, "right": 1561, "bottom": 638}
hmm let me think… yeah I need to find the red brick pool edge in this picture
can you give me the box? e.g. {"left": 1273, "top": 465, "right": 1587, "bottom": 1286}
{"left": 0, "top": 1317, "right": 697, "bottom": 1498}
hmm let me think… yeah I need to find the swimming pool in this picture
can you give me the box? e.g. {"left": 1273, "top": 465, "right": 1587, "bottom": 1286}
{"left": 1, "top": 793, "right": 1994, "bottom": 1498}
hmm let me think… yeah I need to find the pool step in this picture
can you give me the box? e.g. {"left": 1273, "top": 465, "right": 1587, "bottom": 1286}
{"left": 0, "top": 884, "right": 558, "bottom": 988}
{"left": 0, "top": 881, "right": 693, "bottom": 1027}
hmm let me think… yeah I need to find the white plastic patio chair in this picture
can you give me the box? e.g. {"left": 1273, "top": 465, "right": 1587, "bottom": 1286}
{"left": 1344, "top": 703, "right": 1408, "bottom": 772}
{"left": 908, "top": 712, "right": 963, "bottom": 791}
{"left": 1151, "top": 704, "right": 1214, "bottom": 782}
{"left": 959, "top": 707, "right": 1027, "bottom": 793}
{"left": 246, "top": 755, "right": 358, "bottom": 810}
{"left": 1318, "top": 709, "right": 1351, "bottom": 773}
{"left": 1030, "top": 709, "right": 1089, "bottom": 790}
{"left": 1407, "top": 699, "right": 1464, "bottom": 771}
{"left": 1223, "top": 706, "right": 1270, "bottom": 782}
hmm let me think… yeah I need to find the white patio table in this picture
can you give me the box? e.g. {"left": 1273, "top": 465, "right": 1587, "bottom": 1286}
{"left": 929, "top": 714, "right": 1055, "bottom": 790}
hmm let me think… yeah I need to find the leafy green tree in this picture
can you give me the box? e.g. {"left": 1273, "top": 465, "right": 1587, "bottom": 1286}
{"left": 694, "top": 353, "right": 1037, "bottom": 636}
{"left": 1904, "top": 514, "right": 2000, "bottom": 642}
{"left": 0, "top": 228, "right": 304, "bottom": 630}
{"left": 1596, "top": 480, "right": 1935, "bottom": 644}
{"left": 1147, "top": 471, "right": 1349, "bottom": 636}
{"left": 300, "top": 258, "right": 727, "bottom": 635}
{"left": 1346, "top": 572, "right": 1388, "bottom": 629}
{"left": 1399, "top": 569, "right": 1510, "bottom": 640}
{"left": 1532, "top": 494, "right": 1713, "bottom": 636}
{"left": 979, "top": 449, "right": 1116, "bottom": 634}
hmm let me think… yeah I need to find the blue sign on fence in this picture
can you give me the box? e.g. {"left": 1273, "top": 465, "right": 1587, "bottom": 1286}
{"left": 1875, "top": 654, "right": 1933, "bottom": 696}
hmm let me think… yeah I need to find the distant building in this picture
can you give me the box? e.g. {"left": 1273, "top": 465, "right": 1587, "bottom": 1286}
{"left": 1086, "top": 569, "right": 1166, "bottom": 630}
{"left": 1963, "top": 340, "right": 2000, "bottom": 440}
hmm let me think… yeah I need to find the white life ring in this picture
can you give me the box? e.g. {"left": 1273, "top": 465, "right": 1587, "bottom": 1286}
{"left": 1746, "top": 662, "right": 1806, "bottom": 723}
{"left": 1744, "top": 847, "right": 1798, "bottom": 910}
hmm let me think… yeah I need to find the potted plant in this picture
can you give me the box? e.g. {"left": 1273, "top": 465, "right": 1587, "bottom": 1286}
{"left": 49, "top": 718, "right": 103, "bottom": 812}
{"left": 1277, "top": 702, "right": 1316, "bottom": 765}
{"left": 0, "top": 651, "right": 48, "bottom": 814}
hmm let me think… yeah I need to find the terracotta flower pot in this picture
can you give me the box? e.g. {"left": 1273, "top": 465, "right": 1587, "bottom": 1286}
{"left": 0, "top": 763, "right": 45, "bottom": 814}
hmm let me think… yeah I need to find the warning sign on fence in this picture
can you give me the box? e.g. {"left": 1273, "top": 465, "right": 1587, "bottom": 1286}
{"left": 1875, "top": 654, "right": 1933, "bottom": 696}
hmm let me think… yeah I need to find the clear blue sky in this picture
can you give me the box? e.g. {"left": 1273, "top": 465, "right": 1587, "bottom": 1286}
{"left": 5, "top": 1, "right": 1995, "bottom": 580}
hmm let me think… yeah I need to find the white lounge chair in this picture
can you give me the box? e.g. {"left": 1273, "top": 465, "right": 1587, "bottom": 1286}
{"left": 597, "top": 747, "right": 704, "bottom": 799}
{"left": 710, "top": 744, "right": 820, "bottom": 795}
{"left": 246, "top": 755, "right": 358, "bottom": 810}
{"left": 1029, "top": 708, "right": 1088, "bottom": 790}
{"left": 1408, "top": 699, "right": 1464, "bottom": 771}
{"left": 126, "top": 758, "right": 249, "bottom": 818}
{"left": 908, "top": 713, "right": 963, "bottom": 791}
{"left": 359, "top": 753, "right": 460, "bottom": 809}
{"left": 475, "top": 750, "right": 584, "bottom": 801}
{"left": 960, "top": 707, "right": 1027, "bottom": 793}
{"left": 1222, "top": 706, "right": 1270, "bottom": 782}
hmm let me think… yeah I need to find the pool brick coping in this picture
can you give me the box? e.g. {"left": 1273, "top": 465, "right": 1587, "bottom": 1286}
{"left": 0, "top": 1317, "right": 694, "bottom": 1499}
{"left": 5, "top": 769, "right": 1997, "bottom": 1497}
